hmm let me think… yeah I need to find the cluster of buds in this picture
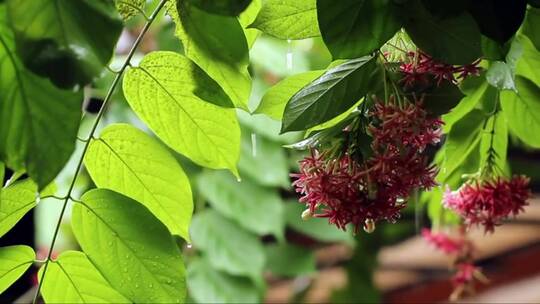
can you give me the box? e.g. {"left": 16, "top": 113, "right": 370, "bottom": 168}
{"left": 400, "top": 51, "right": 481, "bottom": 88}
{"left": 443, "top": 175, "right": 531, "bottom": 233}
{"left": 291, "top": 99, "right": 442, "bottom": 232}
{"left": 422, "top": 227, "right": 488, "bottom": 301}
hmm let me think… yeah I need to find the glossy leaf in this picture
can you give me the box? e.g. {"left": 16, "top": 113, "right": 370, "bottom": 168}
{"left": 85, "top": 124, "right": 193, "bottom": 240}
{"left": 486, "top": 62, "right": 516, "bottom": 91}
{"left": 123, "top": 51, "right": 241, "bottom": 176}
{"left": 249, "top": 0, "right": 319, "bottom": 40}
{"left": 500, "top": 76, "right": 540, "bottom": 148}
{"left": 404, "top": 0, "right": 481, "bottom": 65}
{"left": 190, "top": 210, "right": 266, "bottom": 279}
{"left": 188, "top": 258, "right": 260, "bottom": 303}
{"left": 6, "top": 0, "right": 123, "bottom": 87}
{"left": 72, "top": 189, "right": 186, "bottom": 303}
{"left": 39, "top": 251, "right": 130, "bottom": 303}
{"left": 168, "top": 0, "right": 251, "bottom": 109}
{"left": 115, "top": 0, "right": 145, "bottom": 20}
{"left": 197, "top": 170, "right": 285, "bottom": 239}
{"left": 515, "top": 35, "right": 540, "bottom": 86}
{"left": 521, "top": 7, "right": 540, "bottom": 51}
{"left": 265, "top": 243, "right": 316, "bottom": 277}
{"left": 317, "top": 0, "right": 401, "bottom": 59}
{"left": 281, "top": 56, "right": 377, "bottom": 132}
{"left": 0, "top": 245, "right": 34, "bottom": 294}
{"left": 186, "top": 0, "right": 252, "bottom": 15}
{"left": 0, "top": 11, "right": 82, "bottom": 189}
{"left": 0, "top": 180, "right": 37, "bottom": 237}
{"left": 255, "top": 70, "right": 325, "bottom": 120}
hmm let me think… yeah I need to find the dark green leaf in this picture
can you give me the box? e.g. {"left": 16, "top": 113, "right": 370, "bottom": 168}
{"left": 420, "top": 0, "right": 468, "bottom": 18}
{"left": 265, "top": 243, "right": 316, "bottom": 277}
{"left": 281, "top": 56, "right": 377, "bottom": 132}
{"left": 420, "top": 81, "right": 465, "bottom": 116}
{"left": 39, "top": 251, "right": 130, "bottom": 303}
{"left": 6, "top": 0, "right": 123, "bottom": 87}
{"left": 521, "top": 7, "right": 540, "bottom": 51}
{"left": 0, "top": 245, "right": 35, "bottom": 294}
{"left": 186, "top": 0, "right": 252, "bottom": 16}
{"left": 196, "top": 170, "right": 285, "bottom": 239}
{"left": 188, "top": 258, "right": 260, "bottom": 303}
{"left": 72, "top": 189, "right": 187, "bottom": 303}
{"left": 249, "top": 0, "right": 319, "bottom": 40}
{"left": 468, "top": 0, "right": 527, "bottom": 43}
{"left": 0, "top": 9, "right": 82, "bottom": 188}
{"left": 190, "top": 210, "right": 266, "bottom": 279}
{"left": 500, "top": 76, "right": 540, "bottom": 147}
{"left": 168, "top": 0, "right": 251, "bottom": 109}
{"left": 0, "top": 161, "right": 4, "bottom": 185}
{"left": 403, "top": 0, "right": 482, "bottom": 65}
{"left": 317, "top": 0, "right": 402, "bottom": 59}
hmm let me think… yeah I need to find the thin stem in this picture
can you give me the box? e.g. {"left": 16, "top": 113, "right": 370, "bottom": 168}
{"left": 32, "top": 1, "right": 167, "bottom": 302}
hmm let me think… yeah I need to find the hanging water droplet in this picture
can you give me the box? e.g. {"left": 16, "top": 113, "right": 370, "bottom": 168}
{"left": 301, "top": 208, "right": 312, "bottom": 221}
{"left": 363, "top": 218, "right": 375, "bottom": 233}
{"left": 35, "top": 192, "right": 41, "bottom": 204}
{"left": 186, "top": 243, "right": 193, "bottom": 249}
{"left": 286, "top": 39, "right": 293, "bottom": 70}
{"left": 236, "top": 177, "right": 242, "bottom": 182}
{"left": 251, "top": 133, "right": 257, "bottom": 158}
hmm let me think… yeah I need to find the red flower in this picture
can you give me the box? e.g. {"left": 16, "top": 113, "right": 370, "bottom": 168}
{"left": 443, "top": 175, "right": 531, "bottom": 233}
{"left": 422, "top": 228, "right": 466, "bottom": 255}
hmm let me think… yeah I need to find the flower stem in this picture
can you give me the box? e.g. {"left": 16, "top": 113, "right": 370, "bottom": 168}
{"left": 32, "top": 1, "right": 167, "bottom": 302}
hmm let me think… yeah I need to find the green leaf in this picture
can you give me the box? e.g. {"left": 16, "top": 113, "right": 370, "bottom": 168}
{"left": 249, "top": 0, "right": 319, "bottom": 40}
{"left": 317, "top": 0, "right": 402, "bottom": 59}
{"left": 265, "top": 243, "right": 316, "bottom": 277}
{"left": 115, "top": 0, "right": 145, "bottom": 20}
{"left": 480, "top": 111, "right": 508, "bottom": 173}
{"left": 420, "top": 81, "right": 465, "bottom": 116}
{"left": 238, "top": 0, "right": 262, "bottom": 47}
{"left": 284, "top": 202, "right": 354, "bottom": 245}
{"left": 403, "top": 0, "right": 482, "bottom": 65}
{"left": 281, "top": 56, "right": 377, "bottom": 132}
{"left": 0, "top": 245, "right": 34, "bottom": 294}
{"left": 72, "top": 189, "right": 186, "bottom": 303}
{"left": 186, "top": 0, "right": 252, "bottom": 15}
{"left": 168, "top": 0, "right": 251, "bottom": 109}
{"left": 0, "top": 161, "right": 4, "bottom": 185}
{"left": 85, "top": 124, "right": 193, "bottom": 240}
{"left": 238, "top": 132, "right": 289, "bottom": 187}
{"left": 39, "top": 251, "right": 130, "bottom": 303}
{"left": 188, "top": 258, "right": 260, "bottom": 303}
{"left": 255, "top": 70, "right": 325, "bottom": 120}
{"left": 515, "top": 35, "right": 540, "bottom": 86}
{"left": 467, "top": 0, "right": 527, "bottom": 44}
{"left": 0, "top": 11, "right": 83, "bottom": 189}
{"left": 190, "top": 210, "right": 266, "bottom": 279}
{"left": 0, "top": 180, "right": 36, "bottom": 237}
{"left": 6, "top": 0, "right": 123, "bottom": 87}
{"left": 486, "top": 38, "right": 523, "bottom": 91}
{"left": 500, "top": 76, "right": 540, "bottom": 148}
{"left": 521, "top": 7, "right": 540, "bottom": 51}
{"left": 197, "top": 171, "right": 285, "bottom": 239}
{"left": 123, "top": 51, "right": 241, "bottom": 176}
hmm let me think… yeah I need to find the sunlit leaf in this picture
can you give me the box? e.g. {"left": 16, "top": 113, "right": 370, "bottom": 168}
{"left": 115, "top": 0, "right": 145, "bottom": 20}
{"left": 521, "top": 7, "right": 540, "bottom": 51}
{"left": 85, "top": 124, "right": 193, "bottom": 240}
{"left": 238, "top": 0, "right": 262, "bottom": 47}
{"left": 72, "top": 189, "right": 186, "bottom": 303}
{"left": 39, "top": 251, "right": 130, "bottom": 303}
{"left": 0, "top": 245, "right": 34, "bottom": 294}
{"left": 0, "top": 180, "right": 37, "bottom": 237}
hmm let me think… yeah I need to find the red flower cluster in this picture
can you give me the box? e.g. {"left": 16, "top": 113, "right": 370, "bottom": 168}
{"left": 292, "top": 101, "right": 442, "bottom": 232}
{"left": 443, "top": 175, "right": 531, "bottom": 233}
{"left": 400, "top": 51, "right": 481, "bottom": 88}
{"left": 422, "top": 228, "right": 466, "bottom": 255}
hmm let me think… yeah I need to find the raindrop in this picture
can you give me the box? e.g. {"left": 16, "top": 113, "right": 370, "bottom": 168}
{"left": 35, "top": 192, "right": 41, "bottom": 204}
{"left": 236, "top": 177, "right": 242, "bottom": 182}
{"left": 286, "top": 39, "right": 293, "bottom": 70}
{"left": 186, "top": 243, "right": 193, "bottom": 249}
{"left": 251, "top": 133, "right": 257, "bottom": 158}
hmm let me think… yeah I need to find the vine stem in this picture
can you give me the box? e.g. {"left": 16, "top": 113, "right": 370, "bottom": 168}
{"left": 32, "top": 1, "right": 167, "bottom": 302}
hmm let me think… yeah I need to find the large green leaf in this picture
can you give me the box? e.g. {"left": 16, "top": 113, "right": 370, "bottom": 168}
{"left": 317, "top": 0, "right": 402, "bottom": 59}
{"left": 0, "top": 10, "right": 82, "bottom": 189}
{"left": 190, "top": 210, "right": 265, "bottom": 279}
{"left": 238, "top": 131, "right": 289, "bottom": 187}
{"left": 0, "top": 161, "right": 4, "bottom": 185}
{"left": 467, "top": 0, "right": 527, "bottom": 44}
{"left": 186, "top": 0, "right": 252, "bottom": 15}
{"left": 265, "top": 243, "right": 316, "bottom": 277}
{"left": 515, "top": 35, "right": 540, "bottom": 86}
{"left": 123, "top": 51, "right": 241, "bottom": 176}
{"left": 115, "top": 0, "right": 145, "bottom": 20}
{"left": 281, "top": 56, "right": 377, "bottom": 132}
{"left": 501, "top": 76, "right": 540, "bottom": 148}
{"left": 6, "top": 0, "right": 122, "bottom": 87}
{"left": 0, "top": 245, "right": 34, "bottom": 294}
{"left": 168, "top": 0, "right": 251, "bottom": 109}
{"left": 521, "top": 7, "right": 540, "bottom": 51}
{"left": 188, "top": 258, "right": 260, "bottom": 303}
{"left": 197, "top": 171, "right": 284, "bottom": 239}
{"left": 485, "top": 38, "right": 523, "bottom": 91}
{"left": 403, "top": 0, "right": 482, "bottom": 65}
{"left": 238, "top": 0, "right": 262, "bottom": 48}
{"left": 85, "top": 124, "right": 193, "bottom": 240}
{"left": 249, "top": 0, "right": 319, "bottom": 40}
{"left": 39, "top": 251, "right": 130, "bottom": 303}
{"left": 0, "top": 180, "right": 36, "bottom": 237}
{"left": 255, "top": 70, "right": 324, "bottom": 120}
{"left": 72, "top": 189, "right": 186, "bottom": 303}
